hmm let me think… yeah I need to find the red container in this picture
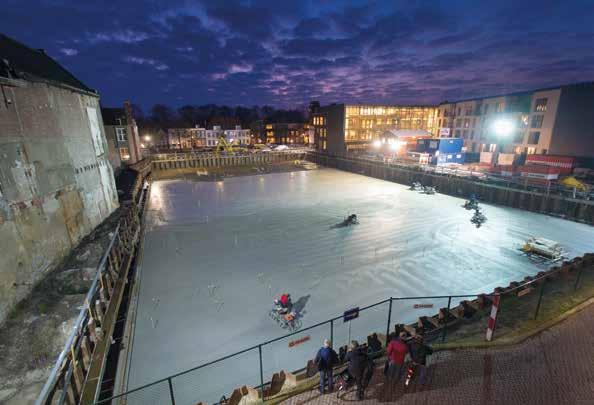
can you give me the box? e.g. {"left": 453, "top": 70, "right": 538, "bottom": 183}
{"left": 519, "top": 165, "right": 560, "bottom": 180}
{"left": 525, "top": 155, "right": 575, "bottom": 175}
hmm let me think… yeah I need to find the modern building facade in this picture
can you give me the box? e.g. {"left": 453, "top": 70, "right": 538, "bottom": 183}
{"left": 102, "top": 101, "right": 142, "bottom": 167}
{"left": 0, "top": 34, "right": 118, "bottom": 323}
{"left": 434, "top": 82, "right": 594, "bottom": 159}
{"left": 312, "top": 104, "right": 437, "bottom": 154}
{"left": 265, "top": 123, "right": 310, "bottom": 144}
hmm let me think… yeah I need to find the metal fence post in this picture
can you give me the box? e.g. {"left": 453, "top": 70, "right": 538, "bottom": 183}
{"left": 534, "top": 278, "right": 547, "bottom": 320}
{"left": 386, "top": 298, "right": 393, "bottom": 347}
{"left": 167, "top": 377, "right": 176, "bottom": 405}
{"left": 574, "top": 266, "right": 584, "bottom": 291}
{"left": 330, "top": 319, "right": 334, "bottom": 346}
{"left": 258, "top": 345, "right": 265, "bottom": 400}
{"left": 441, "top": 296, "right": 452, "bottom": 343}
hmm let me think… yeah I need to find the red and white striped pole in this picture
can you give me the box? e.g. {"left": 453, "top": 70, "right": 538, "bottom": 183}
{"left": 485, "top": 295, "right": 501, "bottom": 341}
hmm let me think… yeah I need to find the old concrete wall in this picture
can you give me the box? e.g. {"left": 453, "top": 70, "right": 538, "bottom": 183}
{"left": 307, "top": 153, "right": 594, "bottom": 224}
{"left": 0, "top": 78, "right": 119, "bottom": 324}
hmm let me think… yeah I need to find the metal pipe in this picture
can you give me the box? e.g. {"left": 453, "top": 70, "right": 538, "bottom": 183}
{"left": 385, "top": 298, "right": 393, "bottom": 347}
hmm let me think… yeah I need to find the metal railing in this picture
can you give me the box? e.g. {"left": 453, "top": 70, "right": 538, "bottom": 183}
{"left": 36, "top": 184, "right": 149, "bottom": 405}
{"left": 95, "top": 254, "right": 593, "bottom": 405}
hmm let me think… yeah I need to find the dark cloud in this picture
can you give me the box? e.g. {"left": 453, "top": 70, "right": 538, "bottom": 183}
{"left": 1, "top": 0, "right": 593, "bottom": 108}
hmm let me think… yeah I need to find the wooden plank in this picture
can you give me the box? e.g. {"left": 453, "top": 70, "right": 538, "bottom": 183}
{"left": 79, "top": 218, "right": 140, "bottom": 404}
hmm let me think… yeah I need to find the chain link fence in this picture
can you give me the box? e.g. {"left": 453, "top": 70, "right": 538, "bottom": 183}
{"left": 96, "top": 256, "right": 593, "bottom": 405}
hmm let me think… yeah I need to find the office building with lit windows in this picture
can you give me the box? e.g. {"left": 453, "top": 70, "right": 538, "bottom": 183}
{"left": 311, "top": 104, "right": 437, "bottom": 154}
{"left": 434, "top": 82, "right": 594, "bottom": 159}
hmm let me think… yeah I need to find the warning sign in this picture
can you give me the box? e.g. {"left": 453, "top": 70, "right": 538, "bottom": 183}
{"left": 288, "top": 335, "right": 310, "bottom": 348}
{"left": 413, "top": 304, "right": 434, "bottom": 309}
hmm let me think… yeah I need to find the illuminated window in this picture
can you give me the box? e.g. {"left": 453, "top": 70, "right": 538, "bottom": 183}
{"left": 534, "top": 98, "right": 548, "bottom": 112}
{"left": 119, "top": 147, "right": 130, "bottom": 160}
{"left": 527, "top": 147, "right": 536, "bottom": 154}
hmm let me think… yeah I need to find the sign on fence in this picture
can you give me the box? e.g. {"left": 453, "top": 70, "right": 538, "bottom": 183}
{"left": 343, "top": 307, "right": 360, "bottom": 322}
{"left": 413, "top": 303, "right": 434, "bottom": 309}
{"left": 288, "top": 335, "right": 310, "bottom": 348}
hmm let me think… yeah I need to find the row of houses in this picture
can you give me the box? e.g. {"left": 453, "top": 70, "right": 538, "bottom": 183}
{"left": 310, "top": 82, "right": 594, "bottom": 164}
{"left": 165, "top": 122, "right": 314, "bottom": 149}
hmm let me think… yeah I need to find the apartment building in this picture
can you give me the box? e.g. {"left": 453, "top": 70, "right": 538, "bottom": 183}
{"left": 434, "top": 82, "right": 594, "bottom": 158}
{"left": 312, "top": 104, "right": 436, "bottom": 154}
{"left": 102, "top": 102, "right": 142, "bottom": 166}
{"left": 168, "top": 125, "right": 251, "bottom": 148}
{"left": 265, "top": 123, "right": 310, "bottom": 144}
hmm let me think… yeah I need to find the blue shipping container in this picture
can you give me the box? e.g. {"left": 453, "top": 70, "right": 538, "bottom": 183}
{"left": 436, "top": 152, "right": 465, "bottom": 165}
{"left": 416, "top": 138, "right": 463, "bottom": 155}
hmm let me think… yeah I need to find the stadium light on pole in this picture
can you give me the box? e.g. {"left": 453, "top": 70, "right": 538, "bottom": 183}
{"left": 492, "top": 119, "right": 515, "bottom": 138}
{"left": 491, "top": 118, "right": 515, "bottom": 166}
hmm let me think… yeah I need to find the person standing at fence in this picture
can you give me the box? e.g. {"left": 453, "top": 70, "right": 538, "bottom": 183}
{"left": 314, "top": 339, "right": 338, "bottom": 394}
{"left": 346, "top": 340, "right": 368, "bottom": 400}
{"left": 409, "top": 335, "right": 433, "bottom": 385}
{"left": 386, "top": 332, "right": 409, "bottom": 382}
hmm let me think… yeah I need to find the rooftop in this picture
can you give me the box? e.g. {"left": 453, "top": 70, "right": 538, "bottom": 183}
{"left": 0, "top": 33, "right": 94, "bottom": 94}
{"left": 440, "top": 81, "right": 594, "bottom": 105}
{"left": 101, "top": 107, "right": 126, "bottom": 126}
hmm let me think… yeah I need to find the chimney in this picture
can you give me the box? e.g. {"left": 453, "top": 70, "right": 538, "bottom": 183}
{"left": 124, "top": 100, "right": 134, "bottom": 123}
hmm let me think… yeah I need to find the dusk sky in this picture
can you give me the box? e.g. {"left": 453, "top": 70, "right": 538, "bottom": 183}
{"left": 3, "top": 0, "right": 594, "bottom": 109}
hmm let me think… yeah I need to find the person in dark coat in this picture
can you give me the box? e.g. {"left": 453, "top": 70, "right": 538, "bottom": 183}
{"left": 314, "top": 339, "right": 339, "bottom": 393}
{"left": 345, "top": 340, "right": 368, "bottom": 400}
{"left": 367, "top": 333, "right": 383, "bottom": 355}
{"left": 409, "top": 335, "right": 433, "bottom": 385}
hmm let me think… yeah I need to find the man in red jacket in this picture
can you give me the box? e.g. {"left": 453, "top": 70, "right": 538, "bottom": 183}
{"left": 386, "top": 332, "right": 409, "bottom": 382}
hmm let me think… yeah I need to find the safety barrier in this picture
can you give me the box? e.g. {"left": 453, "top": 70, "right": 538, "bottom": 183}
{"left": 150, "top": 151, "right": 307, "bottom": 171}
{"left": 94, "top": 253, "right": 594, "bottom": 405}
{"left": 35, "top": 180, "right": 151, "bottom": 405}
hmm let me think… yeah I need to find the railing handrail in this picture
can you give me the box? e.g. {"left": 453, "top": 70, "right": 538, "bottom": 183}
{"left": 35, "top": 223, "right": 121, "bottom": 405}
{"left": 96, "top": 260, "right": 577, "bottom": 404}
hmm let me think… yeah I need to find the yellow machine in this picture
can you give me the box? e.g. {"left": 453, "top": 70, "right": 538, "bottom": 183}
{"left": 559, "top": 176, "right": 588, "bottom": 192}
{"left": 214, "top": 136, "right": 234, "bottom": 156}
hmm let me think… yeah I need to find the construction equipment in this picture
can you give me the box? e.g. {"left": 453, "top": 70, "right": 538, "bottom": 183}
{"left": 522, "top": 237, "right": 564, "bottom": 261}
{"left": 559, "top": 176, "right": 589, "bottom": 192}
{"left": 214, "top": 136, "right": 234, "bottom": 156}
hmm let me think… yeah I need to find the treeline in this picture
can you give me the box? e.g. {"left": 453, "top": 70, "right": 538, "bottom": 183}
{"left": 132, "top": 104, "right": 307, "bottom": 131}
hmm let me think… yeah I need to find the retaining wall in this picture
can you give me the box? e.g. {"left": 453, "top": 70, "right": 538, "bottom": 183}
{"left": 151, "top": 152, "right": 307, "bottom": 171}
{"left": 307, "top": 152, "right": 594, "bottom": 224}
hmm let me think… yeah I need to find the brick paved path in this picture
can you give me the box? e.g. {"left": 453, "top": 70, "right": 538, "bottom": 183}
{"left": 282, "top": 304, "right": 594, "bottom": 405}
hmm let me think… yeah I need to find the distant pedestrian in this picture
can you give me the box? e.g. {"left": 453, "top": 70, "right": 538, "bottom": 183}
{"left": 314, "top": 339, "right": 339, "bottom": 394}
{"left": 367, "top": 333, "right": 383, "bottom": 355}
{"left": 386, "top": 331, "right": 409, "bottom": 382}
{"left": 409, "top": 335, "right": 433, "bottom": 385}
{"left": 346, "top": 340, "right": 368, "bottom": 400}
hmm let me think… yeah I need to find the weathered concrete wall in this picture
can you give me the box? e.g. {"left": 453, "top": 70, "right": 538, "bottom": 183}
{"left": 0, "top": 78, "right": 119, "bottom": 324}
{"left": 307, "top": 152, "right": 594, "bottom": 224}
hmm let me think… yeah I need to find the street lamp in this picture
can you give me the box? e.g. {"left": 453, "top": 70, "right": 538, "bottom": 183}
{"left": 372, "top": 139, "right": 382, "bottom": 148}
